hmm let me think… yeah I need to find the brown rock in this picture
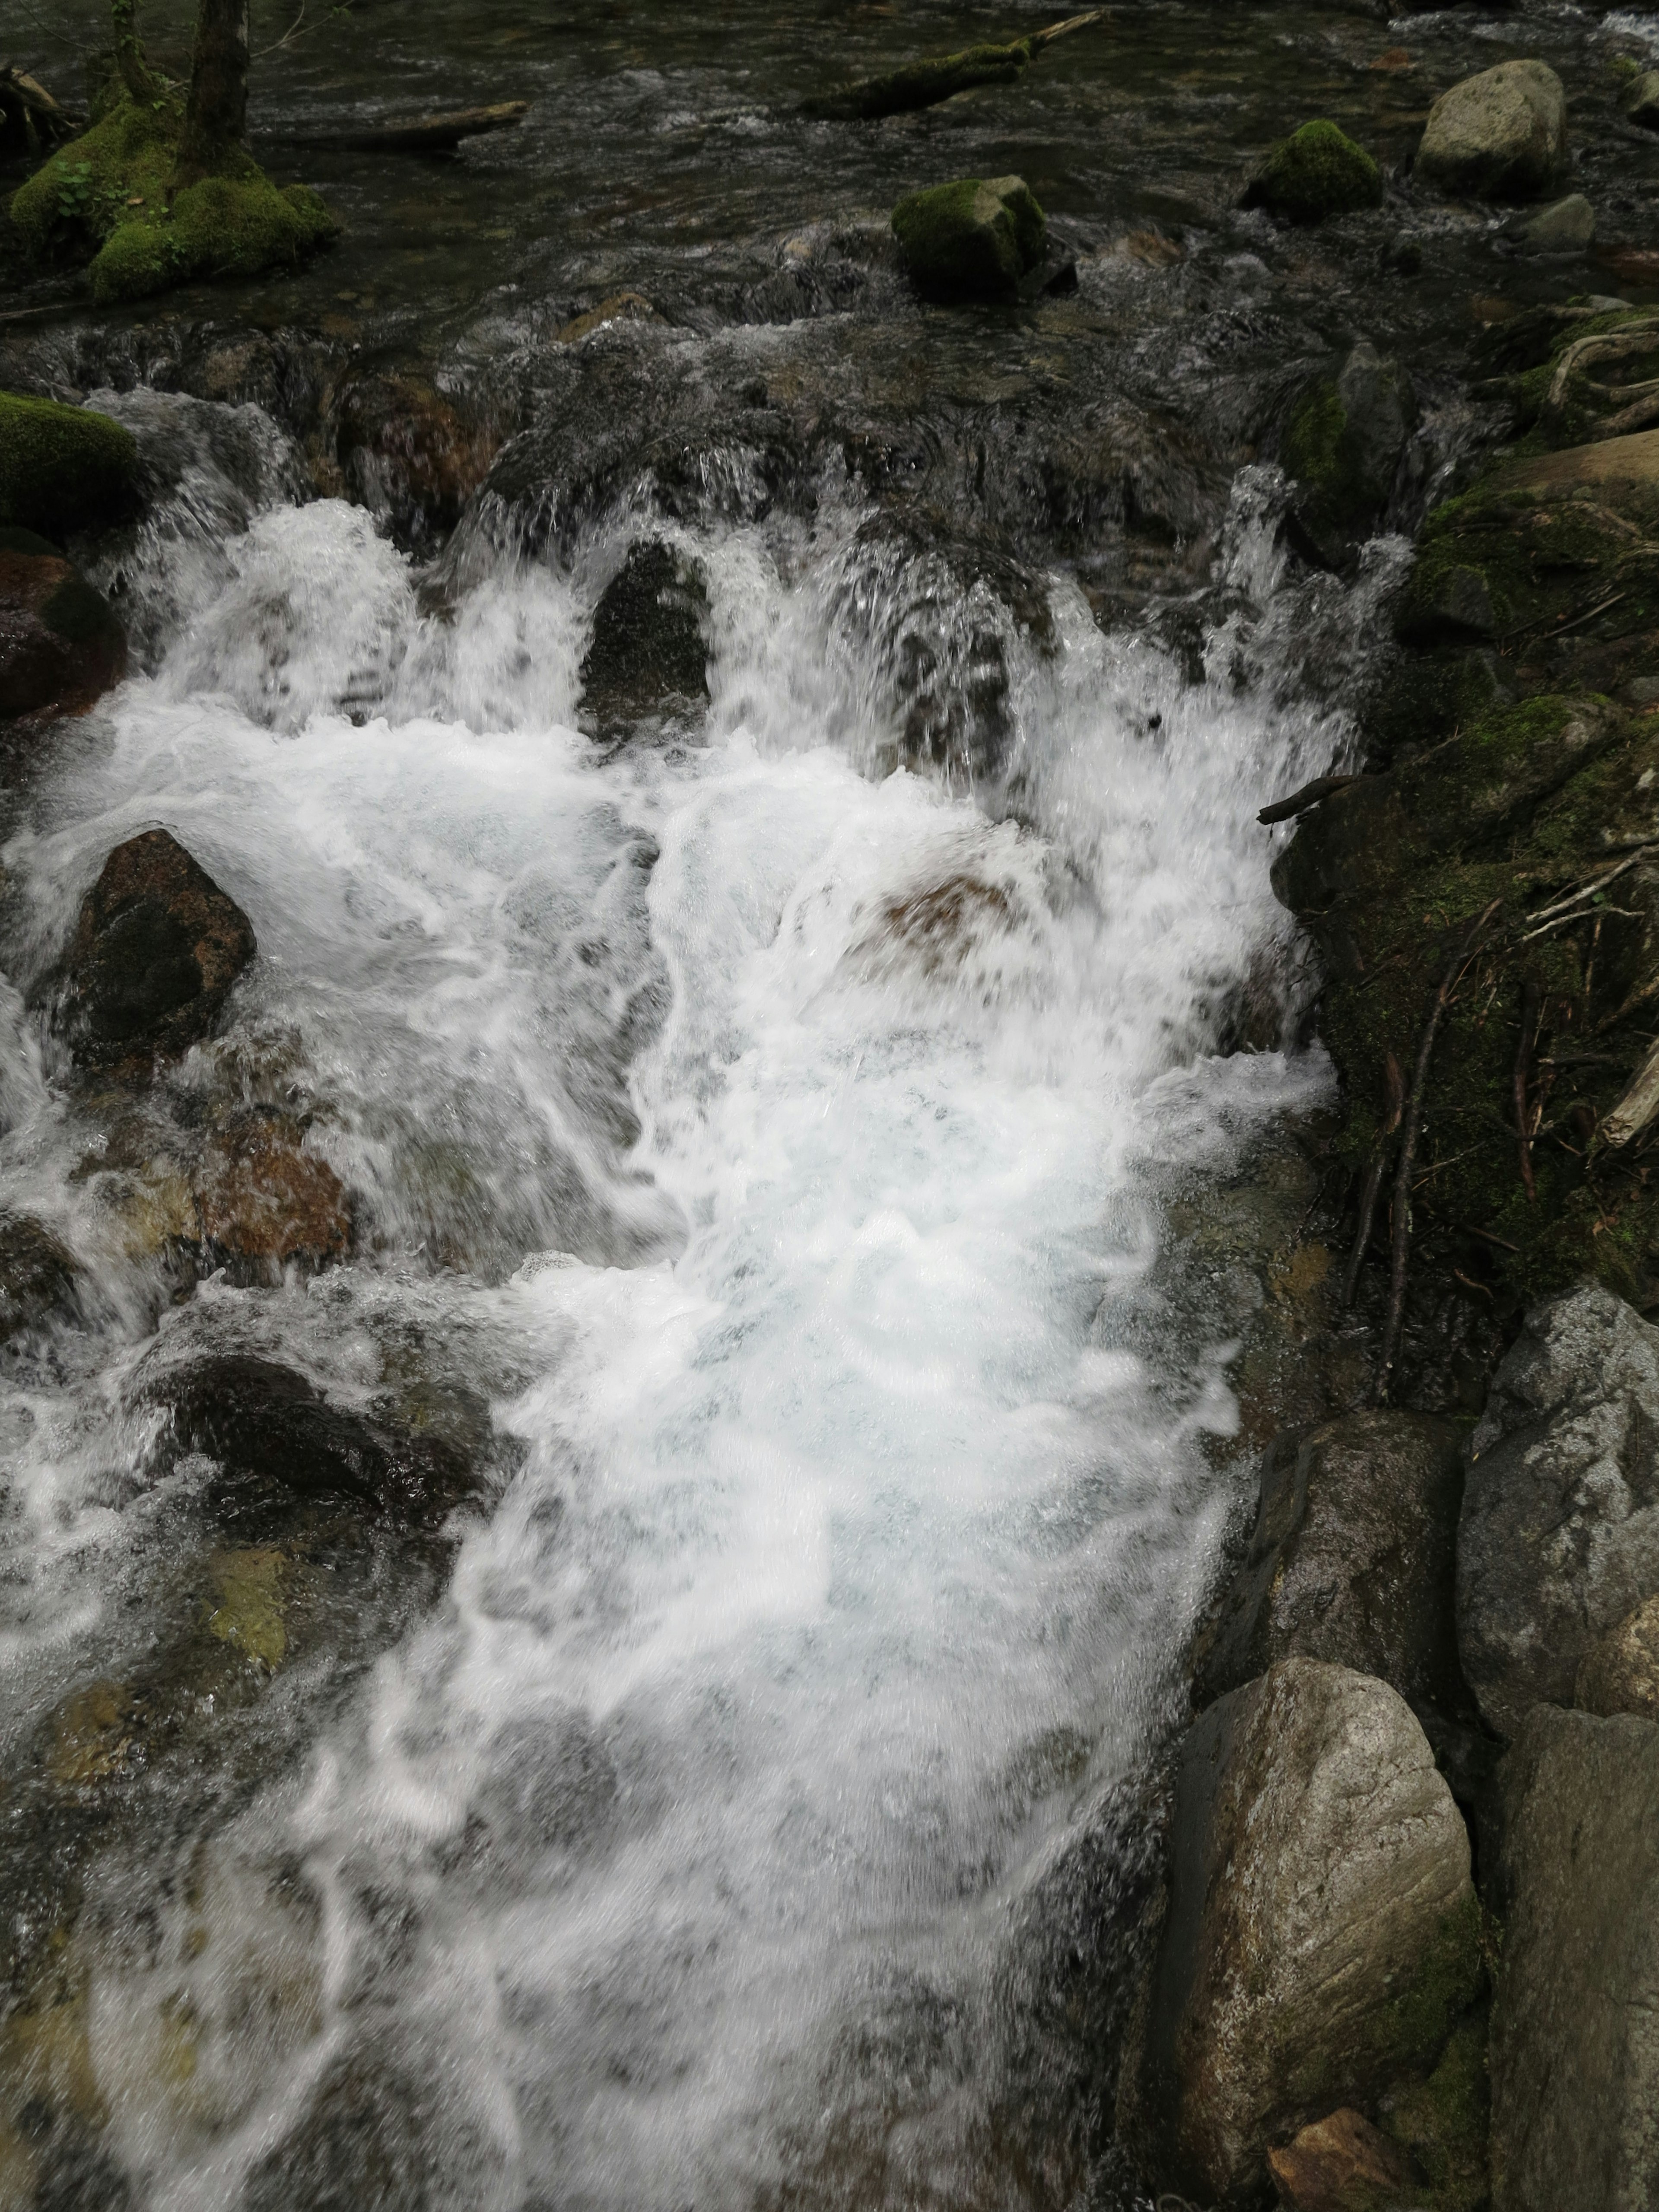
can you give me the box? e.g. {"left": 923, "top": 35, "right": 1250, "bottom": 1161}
{"left": 1575, "top": 1592, "right": 1659, "bottom": 1720}
{"left": 556, "top": 291, "right": 662, "bottom": 345}
{"left": 0, "top": 528, "right": 127, "bottom": 730}
{"left": 0, "top": 1214, "right": 81, "bottom": 1345}
{"left": 54, "top": 829, "right": 256, "bottom": 1071}
{"left": 1268, "top": 2109, "right": 1421, "bottom": 2211}
{"left": 330, "top": 371, "right": 498, "bottom": 546}
{"left": 194, "top": 1109, "right": 350, "bottom": 1279}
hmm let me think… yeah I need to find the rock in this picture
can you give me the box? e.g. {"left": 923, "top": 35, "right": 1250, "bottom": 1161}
{"left": 555, "top": 290, "right": 663, "bottom": 344}
{"left": 1490, "top": 1703, "right": 1659, "bottom": 2212}
{"left": 1267, "top": 2107, "right": 1422, "bottom": 2211}
{"left": 52, "top": 829, "right": 256, "bottom": 1071}
{"left": 1377, "top": 2017, "right": 1491, "bottom": 2212}
{"left": 890, "top": 175, "right": 1046, "bottom": 303}
{"left": 1398, "top": 561, "right": 1496, "bottom": 642}
{"left": 1241, "top": 121, "right": 1383, "bottom": 224}
{"left": 1626, "top": 70, "right": 1659, "bottom": 130}
{"left": 1459, "top": 1284, "right": 1659, "bottom": 1738}
{"left": 327, "top": 371, "right": 497, "bottom": 548}
{"left": 0, "top": 394, "right": 138, "bottom": 537}
{"left": 0, "top": 1215, "right": 81, "bottom": 1348}
{"left": 1193, "top": 1410, "right": 1466, "bottom": 1718}
{"left": 1122, "top": 1658, "right": 1482, "bottom": 2205}
{"left": 577, "top": 539, "right": 709, "bottom": 731}
{"left": 1414, "top": 61, "right": 1567, "bottom": 202}
{"left": 0, "top": 527, "right": 128, "bottom": 727}
{"left": 1283, "top": 342, "right": 1416, "bottom": 552}
{"left": 1518, "top": 192, "right": 1593, "bottom": 254}
{"left": 193, "top": 1108, "right": 351, "bottom": 1280}
{"left": 1575, "top": 1592, "right": 1659, "bottom": 1719}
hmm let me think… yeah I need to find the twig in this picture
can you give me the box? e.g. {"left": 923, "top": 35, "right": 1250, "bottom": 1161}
{"left": 254, "top": 0, "right": 308, "bottom": 58}
{"left": 1521, "top": 849, "right": 1655, "bottom": 932}
{"left": 1376, "top": 900, "right": 1502, "bottom": 1403}
{"left": 1598, "top": 972, "right": 1659, "bottom": 1033}
{"left": 1257, "top": 773, "right": 1362, "bottom": 826}
{"left": 1514, "top": 979, "right": 1541, "bottom": 1201}
{"left": 1465, "top": 1224, "right": 1521, "bottom": 1252}
{"left": 1341, "top": 1051, "right": 1404, "bottom": 1307}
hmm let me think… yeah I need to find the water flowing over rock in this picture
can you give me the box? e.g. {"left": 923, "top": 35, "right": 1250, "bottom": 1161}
{"left": 0, "top": 1215, "right": 82, "bottom": 1349}
{"left": 1459, "top": 1284, "right": 1659, "bottom": 1739}
{"left": 1121, "top": 1658, "right": 1481, "bottom": 2206}
{"left": 577, "top": 537, "right": 710, "bottom": 732}
{"left": 1414, "top": 61, "right": 1568, "bottom": 201}
{"left": 1491, "top": 1704, "right": 1659, "bottom": 2212}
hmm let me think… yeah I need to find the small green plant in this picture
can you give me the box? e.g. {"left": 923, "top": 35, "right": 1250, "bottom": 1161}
{"left": 53, "top": 159, "right": 96, "bottom": 225}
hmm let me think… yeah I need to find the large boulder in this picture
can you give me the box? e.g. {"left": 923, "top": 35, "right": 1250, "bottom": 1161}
{"left": 1414, "top": 61, "right": 1568, "bottom": 202}
{"left": 1194, "top": 1411, "right": 1466, "bottom": 1718}
{"left": 51, "top": 829, "right": 256, "bottom": 1071}
{"left": 890, "top": 175, "right": 1046, "bottom": 303}
{"left": 1242, "top": 121, "right": 1382, "bottom": 223}
{"left": 0, "top": 527, "right": 127, "bottom": 728}
{"left": 1459, "top": 1284, "right": 1659, "bottom": 1739}
{"left": 1490, "top": 1703, "right": 1659, "bottom": 2211}
{"left": 0, "top": 393, "right": 137, "bottom": 537}
{"left": 1122, "top": 1658, "right": 1482, "bottom": 2206}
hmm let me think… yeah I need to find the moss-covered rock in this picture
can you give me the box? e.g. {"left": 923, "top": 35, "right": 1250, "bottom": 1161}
{"left": 890, "top": 174, "right": 1046, "bottom": 302}
{"left": 1381, "top": 2015, "right": 1492, "bottom": 2212}
{"left": 1242, "top": 119, "right": 1383, "bottom": 224}
{"left": 1284, "top": 341, "right": 1416, "bottom": 553}
{"left": 89, "top": 174, "right": 337, "bottom": 304}
{"left": 0, "top": 395, "right": 137, "bottom": 535}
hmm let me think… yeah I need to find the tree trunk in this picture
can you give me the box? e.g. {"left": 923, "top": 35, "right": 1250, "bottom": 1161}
{"left": 110, "top": 0, "right": 163, "bottom": 105}
{"left": 175, "top": 0, "right": 250, "bottom": 184}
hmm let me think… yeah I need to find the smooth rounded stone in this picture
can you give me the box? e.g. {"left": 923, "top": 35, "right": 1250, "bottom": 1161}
{"left": 1192, "top": 1410, "right": 1465, "bottom": 1716}
{"left": 1491, "top": 1704, "right": 1659, "bottom": 2212}
{"left": 0, "top": 391, "right": 137, "bottom": 536}
{"left": 1241, "top": 121, "right": 1383, "bottom": 223}
{"left": 890, "top": 174, "right": 1046, "bottom": 302}
{"left": 1459, "top": 1284, "right": 1659, "bottom": 1739}
{"left": 193, "top": 1108, "right": 351, "bottom": 1281}
{"left": 1120, "top": 1659, "right": 1481, "bottom": 2206}
{"left": 0, "top": 525, "right": 127, "bottom": 728}
{"left": 1518, "top": 192, "right": 1594, "bottom": 254}
{"left": 1267, "top": 2107, "right": 1423, "bottom": 2212}
{"left": 0, "top": 1215, "right": 82, "bottom": 1347}
{"left": 1575, "top": 1592, "right": 1659, "bottom": 1720}
{"left": 1414, "top": 60, "right": 1567, "bottom": 201}
{"left": 577, "top": 538, "right": 709, "bottom": 733}
{"left": 51, "top": 829, "right": 256, "bottom": 1071}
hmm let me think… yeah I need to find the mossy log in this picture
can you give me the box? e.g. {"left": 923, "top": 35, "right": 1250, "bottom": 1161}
{"left": 801, "top": 9, "right": 1103, "bottom": 122}
{"left": 263, "top": 100, "right": 530, "bottom": 154}
{"left": 0, "top": 66, "right": 77, "bottom": 162}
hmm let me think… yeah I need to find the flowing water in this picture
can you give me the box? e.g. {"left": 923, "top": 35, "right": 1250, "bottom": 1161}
{"left": 5, "top": 2, "right": 1659, "bottom": 2207}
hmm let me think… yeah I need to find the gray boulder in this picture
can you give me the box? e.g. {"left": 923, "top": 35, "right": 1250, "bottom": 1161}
{"left": 1491, "top": 1703, "right": 1659, "bottom": 2212}
{"left": 1458, "top": 1284, "right": 1659, "bottom": 1738}
{"left": 1575, "top": 1592, "right": 1659, "bottom": 1720}
{"left": 1194, "top": 1410, "right": 1465, "bottom": 1716}
{"left": 1415, "top": 60, "right": 1568, "bottom": 201}
{"left": 1519, "top": 192, "right": 1594, "bottom": 254}
{"left": 1122, "top": 1658, "right": 1481, "bottom": 2206}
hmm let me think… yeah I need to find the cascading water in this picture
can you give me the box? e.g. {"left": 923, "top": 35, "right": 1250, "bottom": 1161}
{"left": 0, "top": 378, "right": 1399, "bottom": 2210}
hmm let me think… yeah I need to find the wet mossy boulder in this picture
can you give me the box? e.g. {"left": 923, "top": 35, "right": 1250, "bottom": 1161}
{"left": 51, "top": 828, "right": 256, "bottom": 1071}
{"left": 1241, "top": 121, "right": 1382, "bottom": 225}
{"left": 0, "top": 525, "right": 127, "bottom": 728}
{"left": 1283, "top": 340, "right": 1415, "bottom": 555}
{"left": 8, "top": 92, "right": 337, "bottom": 303}
{"left": 0, "top": 1215, "right": 82, "bottom": 1349}
{"left": 0, "top": 394, "right": 137, "bottom": 536}
{"left": 578, "top": 538, "right": 710, "bottom": 731}
{"left": 1414, "top": 60, "right": 1567, "bottom": 202}
{"left": 890, "top": 174, "right": 1046, "bottom": 302}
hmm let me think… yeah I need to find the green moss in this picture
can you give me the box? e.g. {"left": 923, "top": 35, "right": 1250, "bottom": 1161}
{"left": 1385, "top": 2015, "right": 1491, "bottom": 2212}
{"left": 804, "top": 36, "right": 1034, "bottom": 121}
{"left": 1243, "top": 119, "right": 1383, "bottom": 224}
{"left": 9, "top": 92, "right": 183, "bottom": 260}
{"left": 891, "top": 175, "right": 1045, "bottom": 302}
{"left": 1371, "top": 1894, "right": 1486, "bottom": 2072}
{"left": 0, "top": 392, "right": 137, "bottom": 534}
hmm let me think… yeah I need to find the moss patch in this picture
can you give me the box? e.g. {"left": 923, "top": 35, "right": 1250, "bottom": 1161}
{"left": 90, "top": 175, "right": 337, "bottom": 303}
{"left": 891, "top": 174, "right": 1046, "bottom": 302}
{"left": 1243, "top": 119, "right": 1383, "bottom": 223}
{"left": 0, "top": 392, "right": 137, "bottom": 534}
{"left": 205, "top": 1548, "right": 288, "bottom": 1670}
{"left": 804, "top": 36, "right": 1034, "bottom": 121}
{"left": 1384, "top": 2014, "right": 1492, "bottom": 2212}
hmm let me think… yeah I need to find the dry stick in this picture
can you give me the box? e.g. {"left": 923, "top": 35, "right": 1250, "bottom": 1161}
{"left": 1514, "top": 978, "right": 1541, "bottom": 1202}
{"left": 1375, "top": 901, "right": 1502, "bottom": 1405}
{"left": 1341, "top": 1051, "right": 1404, "bottom": 1307}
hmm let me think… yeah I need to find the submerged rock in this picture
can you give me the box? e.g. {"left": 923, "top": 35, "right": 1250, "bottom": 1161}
{"left": 52, "top": 830, "right": 256, "bottom": 1071}
{"left": 890, "top": 175, "right": 1046, "bottom": 302}
{"left": 1121, "top": 1658, "right": 1481, "bottom": 2205}
{"left": 0, "top": 393, "right": 137, "bottom": 536}
{"left": 1267, "top": 2107, "right": 1422, "bottom": 2212}
{"left": 0, "top": 527, "right": 127, "bottom": 728}
{"left": 1518, "top": 191, "right": 1593, "bottom": 254}
{"left": 193, "top": 1108, "right": 351, "bottom": 1280}
{"left": 1241, "top": 121, "right": 1382, "bottom": 224}
{"left": 577, "top": 539, "right": 709, "bottom": 731}
{"left": 1459, "top": 1284, "right": 1659, "bottom": 1739}
{"left": 1491, "top": 1704, "right": 1659, "bottom": 2212}
{"left": 1414, "top": 60, "right": 1567, "bottom": 201}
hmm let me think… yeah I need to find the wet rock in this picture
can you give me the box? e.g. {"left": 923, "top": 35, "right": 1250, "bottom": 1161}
{"left": 0, "top": 392, "right": 137, "bottom": 537}
{"left": 193, "top": 1108, "right": 351, "bottom": 1279}
{"left": 243, "top": 2047, "right": 506, "bottom": 2212}
{"left": 1241, "top": 121, "right": 1383, "bottom": 224}
{"left": 556, "top": 289, "right": 663, "bottom": 344}
{"left": 1193, "top": 1411, "right": 1467, "bottom": 1718}
{"left": 1282, "top": 341, "right": 1415, "bottom": 555}
{"left": 1267, "top": 2107, "right": 1422, "bottom": 2211}
{"left": 328, "top": 369, "right": 497, "bottom": 548}
{"left": 1490, "top": 1703, "right": 1659, "bottom": 2212}
{"left": 1398, "top": 561, "right": 1496, "bottom": 642}
{"left": 0, "top": 1214, "right": 81, "bottom": 1348}
{"left": 1414, "top": 60, "right": 1567, "bottom": 202}
{"left": 890, "top": 175, "right": 1046, "bottom": 303}
{"left": 1518, "top": 192, "right": 1593, "bottom": 254}
{"left": 1575, "top": 1591, "right": 1659, "bottom": 1719}
{"left": 0, "top": 526, "right": 128, "bottom": 728}
{"left": 1459, "top": 1285, "right": 1659, "bottom": 1738}
{"left": 1120, "top": 1658, "right": 1481, "bottom": 2206}
{"left": 577, "top": 539, "right": 709, "bottom": 731}
{"left": 1626, "top": 70, "right": 1659, "bottom": 130}
{"left": 52, "top": 830, "right": 256, "bottom": 1072}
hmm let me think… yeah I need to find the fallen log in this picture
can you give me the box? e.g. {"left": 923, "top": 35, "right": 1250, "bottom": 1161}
{"left": 262, "top": 99, "right": 529, "bottom": 154}
{"left": 0, "top": 64, "right": 78, "bottom": 159}
{"left": 801, "top": 10, "right": 1104, "bottom": 122}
